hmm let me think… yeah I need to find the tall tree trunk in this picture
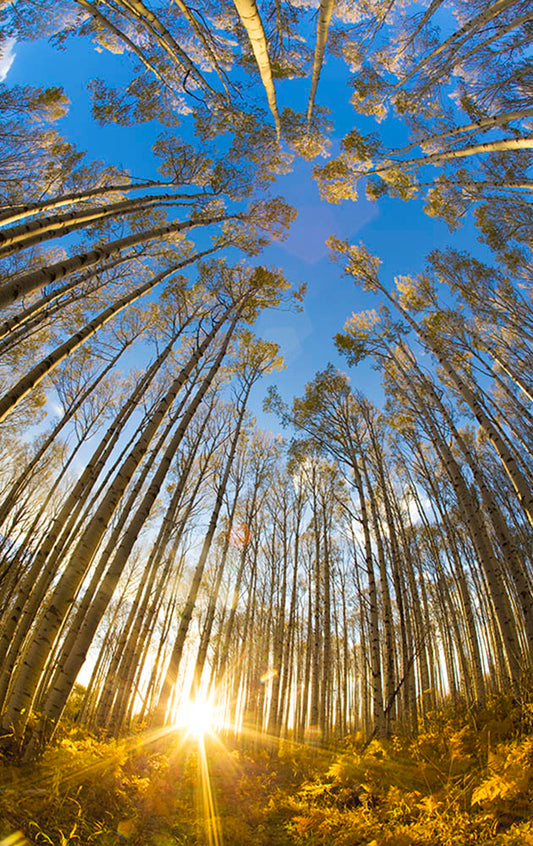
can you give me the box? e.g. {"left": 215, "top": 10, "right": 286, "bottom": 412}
{"left": 306, "top": 0, "right": 334, "bottom": 127}
{"left": 34, "top": 323, "right": 241, "bottom": 740}
{"left": 232, "top": 0, "right": 281, "bottom": 138}
{"left": 0, "top": 335, "right": 179, "bottom": 711}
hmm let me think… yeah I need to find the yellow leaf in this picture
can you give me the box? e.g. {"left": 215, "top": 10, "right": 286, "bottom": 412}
{"left": 117, "top": 819, "right": 136, "bottom": 837}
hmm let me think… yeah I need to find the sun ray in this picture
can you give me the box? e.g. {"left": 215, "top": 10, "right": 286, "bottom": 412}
{"left": 198, "top": 734, "right": 222, "bottom": 846}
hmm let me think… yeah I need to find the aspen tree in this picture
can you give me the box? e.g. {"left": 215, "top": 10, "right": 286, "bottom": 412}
{"left": 0, "top": 332, "right": 185, "bottom": 712}
{"left": 0, "top": 253, "right": 140, "bottom": 347}
{"left": 333, "top": 305, "right": 527, "bottom": 692}
{"left": 190, "top": 446, "right": 245, "bottom": 698}
{"left": 358, "top": 413, "right": 417, "bottom": 727}
{"left": 106, "top": 398, "right": 231, "bottom": 732}
{"left": 0, "top": 192, "right": 212, "bottom": 259}
{"left": 232, "top": 0, "right": 281, "bottom": 139}
{"left": 306, "top": 0, "right": 335, "bottom": 128}
{"left": 265, "top": 476, "right": 291, "bottom": 737}
{"left": 36, "top": 343, "right": 238, "bottom": 742}
{"left": 396, "top": 442, "right": 486, "bottom": 705}
{"left": 0, "top": 289, "right": 201, "bottom": 586}
{"left": 359, "top": 451, "right": 397, "bottom": 726}
{"left": 104, "top": 397, "right": 223, "bottom": 733}
{"left": 0, "top": 343, "right": 137, "bottom": 554}
{"left": 278, "top": 473, "right": 305, "bottom": 737}
{"left": 32, "top": 393, "right": 189, "bottom": 709}
{"left": 213, "top": 450, "right": 270, "bottom": 687}
{"left": 293, "top": 396, "right": 387, "bottom": 734}
{"left": 0, "top": 178, "right": 178, "bottom": 227}
{"left": 386, "top": 356, "right": 524, "bottom": 683}
{"left": 315, "top": 0, "right": 531, "bottom": 210}
{"left": 404, "top": 350, "right": 533, "bottom": 655}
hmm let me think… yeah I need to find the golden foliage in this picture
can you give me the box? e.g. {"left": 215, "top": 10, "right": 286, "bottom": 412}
{"left": 344, "top": 308, "right": 382, "bottom": 337}
{"left": 472, "top": 737, "right": 533, "bottom": 816}
{"left": 1, "top": 698, "right": 532, "bottom": 845}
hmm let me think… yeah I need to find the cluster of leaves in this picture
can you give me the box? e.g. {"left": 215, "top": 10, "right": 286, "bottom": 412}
{"left": 0, "top": 733, "right": 134, "bottom": 844}
{"left": 283, "top": 696, "right": 533, "bottom": 846}
{"left": 1, "top": 697, "right": 532, "bottom": 845}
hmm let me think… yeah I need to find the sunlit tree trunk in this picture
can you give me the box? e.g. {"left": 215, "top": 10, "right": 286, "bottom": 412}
{"left": 232, "top": 0, "right": 281, "bottom": 138}
{"left": 34, "top": 407, "right": 179, "bottom": 730}
{"left": 309, "top": 466, "right": 322, "bottom": 734}
{"left": 0, "top": 179, "right": 176, "bottom": 227}
{"left": 191, "top": 463, "right": 245, "bottom": 696}
{"left": 268, "top": 496, "right": 288, "bottom": 737}
{"left": 0, "top": 192, "right": 203, "bottom": 259}
{"left": 108, "top": 0, "right": 217, "bottom": 95}
{"left": 361, "top": 459, "right": 396, "bottom": 730}
{"left": 106, "top": 409, "right": 218, "bottom": 733}
{"left": 306, "top": 0, "right": 334, "bottom": 127}
{"left": 278, "top": 485, "right": 304, "bottom": 738}
{"left": 319, "top": 486, "right": 332, "bottom": 743}
{"left": 351, "top": 464, "right": 385, "bottom": 737}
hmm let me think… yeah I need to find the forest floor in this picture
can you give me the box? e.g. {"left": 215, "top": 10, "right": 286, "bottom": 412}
{"left": 1, "top": 696, "right": 533, "bottom": 846}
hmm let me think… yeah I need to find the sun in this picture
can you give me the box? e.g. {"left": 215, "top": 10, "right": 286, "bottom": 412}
{"left": 176, "top": 698, "right": 217, "bottom": 739}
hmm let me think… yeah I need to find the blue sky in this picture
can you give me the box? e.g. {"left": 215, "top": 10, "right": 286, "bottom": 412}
{"left": 2, "top": 21, "right": 490, "bottom": 432}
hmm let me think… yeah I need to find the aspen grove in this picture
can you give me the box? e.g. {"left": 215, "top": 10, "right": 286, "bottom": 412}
{"left": 0, "top": 1, "right": 532, "bottom": 844}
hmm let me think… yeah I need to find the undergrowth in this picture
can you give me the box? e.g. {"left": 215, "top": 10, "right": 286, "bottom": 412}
{"left": 1, "top": 695, "right": 532, "bottom": 845}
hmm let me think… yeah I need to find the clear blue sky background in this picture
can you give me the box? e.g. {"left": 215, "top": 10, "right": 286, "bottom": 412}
{"left": 3, "top": 25, "right": 489, "bottom": 433}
